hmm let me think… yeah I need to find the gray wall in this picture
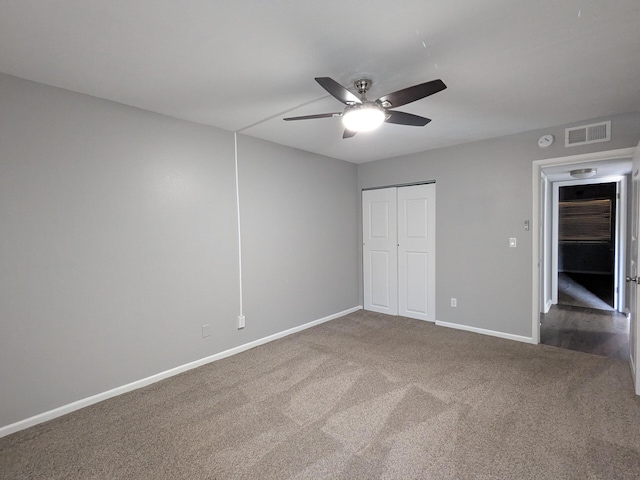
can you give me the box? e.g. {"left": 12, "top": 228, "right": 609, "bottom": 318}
{"left": 358, "top": 112, "right": 640, "bottom": 338}
{"left": 238, "top": 135, "right": 359, "bottom": 338}
{"left": 0, "top": 74, "right": 358, "bottom": 429}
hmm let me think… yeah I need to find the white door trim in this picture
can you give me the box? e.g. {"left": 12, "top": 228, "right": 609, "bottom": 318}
{"left": 531, "top": 147, "right": 635, "bottom": 344}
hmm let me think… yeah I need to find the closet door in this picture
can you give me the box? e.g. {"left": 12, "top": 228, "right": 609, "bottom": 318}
{"left": 397, "top": 184, "right": 436, "bottom": 321}
{"left": 363, "top": 188, "right": 398, "bottom": 315}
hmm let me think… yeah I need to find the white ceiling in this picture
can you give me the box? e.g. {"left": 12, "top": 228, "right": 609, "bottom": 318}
{"left": 0, "top": 0, "right": 639, "bottom": 163}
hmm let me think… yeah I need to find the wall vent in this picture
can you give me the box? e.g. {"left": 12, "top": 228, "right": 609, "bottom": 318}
{"left": 565, "top": 120, "right": 611, "bottom": 147}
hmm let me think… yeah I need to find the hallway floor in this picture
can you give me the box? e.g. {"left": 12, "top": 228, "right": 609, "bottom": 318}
{"left": 540, "top": 305, "right": 629, "bottom": 360}
{"left": 540, "top": 304, "right": 629, "bottom": 361}
{"left": 541, "top": 272, "right": 629, "bottom": 361}
{"left": 557, "top": 273, "right": 613, "bottom": 311}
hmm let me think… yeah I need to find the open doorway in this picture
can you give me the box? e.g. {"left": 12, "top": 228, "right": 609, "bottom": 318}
{"left": 557, "top": 182, "right": 616, "bottom": 310}
{"left": 537, "top": 156, "right": 632, "bottom": 360}
{"left": 541, "top": 179, "right": 629, "bottom": 359}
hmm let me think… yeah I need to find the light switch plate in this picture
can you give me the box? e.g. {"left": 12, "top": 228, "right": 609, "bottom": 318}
{"left": 509, "top": 238, "right": 517, "bottom": 248}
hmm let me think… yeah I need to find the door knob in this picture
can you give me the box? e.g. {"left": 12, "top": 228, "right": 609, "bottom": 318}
{"left": 626, "top": 276, "right": 638, "bottom": 283}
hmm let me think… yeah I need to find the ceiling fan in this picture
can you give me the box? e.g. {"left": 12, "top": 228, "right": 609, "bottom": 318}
{"left": 284, "top": 77, "right": 446, "bottom": 138}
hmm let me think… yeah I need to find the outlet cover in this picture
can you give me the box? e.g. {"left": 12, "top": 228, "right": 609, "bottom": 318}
{"left": 451, "top": 298, "right": 457, "bottom": 307}
{"left": 202, "top": 324, "right": 211, "bottom": 338}
{"left": 238, "top": 315, "right": 245, "bottom": 329}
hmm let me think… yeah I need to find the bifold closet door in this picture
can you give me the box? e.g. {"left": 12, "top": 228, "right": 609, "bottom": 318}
{"left": 363, "top": 188, "right": 398, "bottom": 315}
{"left": 397, "top": 184, "right": 436, "bottom": 321}
{"left": 363, "top": 184, "right": 436, "bottom": 321}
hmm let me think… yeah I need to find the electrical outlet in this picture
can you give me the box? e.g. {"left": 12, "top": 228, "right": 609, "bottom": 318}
{"left": 238, "top": 315, "right": 245, "bottom": 330}
{"left": 202, "top": 324, "right": 211, "bottom": 338}
{"left": 451, "top": 298, "right": 457, "bottom": 307}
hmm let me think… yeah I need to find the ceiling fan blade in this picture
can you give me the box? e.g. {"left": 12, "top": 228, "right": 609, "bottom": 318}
{"left": 343, "top": 129, "right": 357, "bottom": 139}
{"left": 376, "top": 79, "right": 446, "bottom": 109}
{"left": 315, "top": 77, "right": 361, "bottom": 105}
{"left": 384, "top": 110, "right": 432, "bottom": 126}
{"left": 283, "top": 112, "right": 342, "bottom": 121}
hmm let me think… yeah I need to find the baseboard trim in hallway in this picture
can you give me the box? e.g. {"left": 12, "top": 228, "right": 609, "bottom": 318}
{"left": 0, "top": 305, "right": 363, "bottom": 438}
{"left": 435, "top": 320, "right": 536, "bottom": 344}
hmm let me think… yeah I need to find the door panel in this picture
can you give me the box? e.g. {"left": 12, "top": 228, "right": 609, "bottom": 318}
{"left": 370, "top": 201, "right": 391, "bottom": 238}
{"left": 630, "top": 143, "right": 640, "bottom": 395}
{"left": 398, "top": 184, "right": 436, "bottom": 321}
{"left": 405, "top": 199, "right": 427, "bottom": 237}
{"left": 405, "top": 252, "right": 428, "bottom": 313}
{"left": 363, "top": 188, "right": 398, "bottom": 315}
{"left": 370, "top": 251, "right": 392, "bottom": 308}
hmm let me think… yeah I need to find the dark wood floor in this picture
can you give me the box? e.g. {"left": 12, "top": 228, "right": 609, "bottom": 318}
{"left": 540, "top": 304, "right": 629, "bottom": 361}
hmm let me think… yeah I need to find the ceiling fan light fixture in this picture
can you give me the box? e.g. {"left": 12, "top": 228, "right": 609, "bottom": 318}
{"left": 284, "top": 76, "right": 446, "bottom": 138}
{"left": 342, "top": 103, "right": 385, "bottom": 132}
{"left": 570, "top": 168, "right": 597, "bottom": 179}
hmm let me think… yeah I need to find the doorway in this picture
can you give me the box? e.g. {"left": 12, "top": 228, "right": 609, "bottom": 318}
{"left": 542, "top": 181, "right": 628, "bottom": 358}
{"left": 533, "top": 151, "right": 633, "bottom": 361}
{"left": 556, "top": 181, "right": 618, "bottom": 311}
{"left": 362, "top": 183, "right": 436, "bottom": 322}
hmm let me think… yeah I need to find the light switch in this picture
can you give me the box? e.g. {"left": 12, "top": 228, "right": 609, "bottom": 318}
{"left": 509, "top": 238, "right": 517, "bottom": 248}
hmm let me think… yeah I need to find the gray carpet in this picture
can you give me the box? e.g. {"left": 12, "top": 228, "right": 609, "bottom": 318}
{"left": 2, "top": 310, "right": 640, "bottom": 479}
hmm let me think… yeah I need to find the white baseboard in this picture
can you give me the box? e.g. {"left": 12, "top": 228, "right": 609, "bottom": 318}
{"left": 435, "top": 320, "right": 536, "bottom": 345}
{"left": 625, "top": 310, "right": 637, "bottom": 394}
{"left": 0, "top": 305, "right": 362, "bottom": 438}
{"left": 630, "top": 351, "right": 639, "bottom": 396}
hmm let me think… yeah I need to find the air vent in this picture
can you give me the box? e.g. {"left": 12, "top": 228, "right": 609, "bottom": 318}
{"left": 565, "top": 120, "right": 611, "bottom": 147}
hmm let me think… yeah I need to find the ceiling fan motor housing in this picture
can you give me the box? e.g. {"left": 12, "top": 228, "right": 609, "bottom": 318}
{"left": 354, "top": 78, "right": 372, "bottom": 96}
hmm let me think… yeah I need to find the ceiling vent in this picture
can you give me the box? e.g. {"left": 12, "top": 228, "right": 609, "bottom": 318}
{"left": 565, "top": 120, "right": 611, "bottom": 147}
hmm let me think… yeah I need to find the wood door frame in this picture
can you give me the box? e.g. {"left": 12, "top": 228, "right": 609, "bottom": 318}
{"left": 532, "top": 147, "right": 635, "bottom": 344}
